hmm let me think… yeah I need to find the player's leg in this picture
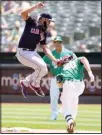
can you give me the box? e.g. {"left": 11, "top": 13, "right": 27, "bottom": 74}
{"left": 58, "top": 90, "right": 63, "bottom": 114}
{"left": 17, "top": 49, "right": 48, "bottom": 87}
{"left": 61, "top": 81, "right": 75, "bottom": 133}
{"left": 71, "top": 81, "right": 85, "bottom": 120}
{"left": 57, "top": 83, "right": 63, "bottom": 114}
{"left": 50, "top": 77, "right": 59, "bottom": 120}
{"left": 71, "top": 97, "right": 79, "bottom": 121}
{"left": 27, "top": 51, "right": 48, "bottom": 87}
{"left": 16, "top": 49, "right": 48, "bottom": 97}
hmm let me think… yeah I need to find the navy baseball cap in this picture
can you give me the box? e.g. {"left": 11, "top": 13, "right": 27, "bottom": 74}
{"left": 40, "top": 13, "right": 54, "bottom": 22}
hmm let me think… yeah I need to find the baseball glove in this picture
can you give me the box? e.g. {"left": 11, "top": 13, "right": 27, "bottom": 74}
{"left": 57, "top": 56, "right": 73, "bottom": 67}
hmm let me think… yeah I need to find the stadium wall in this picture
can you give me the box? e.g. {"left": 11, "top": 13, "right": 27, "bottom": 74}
{"left": 0, "top": 64, "right": 101, "bottom": 96}
{"left": 0, "top": 52, "right": 101, "bottom": 64}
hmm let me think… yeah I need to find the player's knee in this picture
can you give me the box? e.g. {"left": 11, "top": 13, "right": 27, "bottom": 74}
{"left": 44, "top": 67, "right": 48, "bottom": 75}
{"left": 41, "top": 64, "right": 48, "bottom": 75}
{"left": 51, "top": 97, "right": 58, "bottom": 103}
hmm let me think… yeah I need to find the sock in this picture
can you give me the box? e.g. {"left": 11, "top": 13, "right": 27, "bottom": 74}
{"left": 65, "top": 115, "right": 73, "bottom": 126}
{"left": 59, "top": 88, "right": 63, "bottom": 92}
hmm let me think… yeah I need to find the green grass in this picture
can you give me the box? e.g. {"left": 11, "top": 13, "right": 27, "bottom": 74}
{"left": 1, "top": 103, "right": 101, "bottom": 131}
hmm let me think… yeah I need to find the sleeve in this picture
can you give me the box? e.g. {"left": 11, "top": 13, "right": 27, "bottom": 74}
{"left": 43, "top": 55, "right": 49, "bottom": 64}
{"left": 43, "top": 55, "right": 51, "bottom": 72}
{"left": 77, "top": 57, "right": 84, "bottom": 65}
{"left": 25, "top": 16, "right": 36, "bottom": 24}
{"left": 40, "top": 32, "right": 47, "bottom": 45}
{"left": 72, "top": 52, "right": 77, "bottom": 59}
{"left": 69, "top": 51, "right": 77, "bottom": 59}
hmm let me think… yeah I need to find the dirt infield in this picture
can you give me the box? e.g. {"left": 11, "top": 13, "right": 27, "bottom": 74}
{"left": 1, "top": 127, "right": 101, "bottom": 133}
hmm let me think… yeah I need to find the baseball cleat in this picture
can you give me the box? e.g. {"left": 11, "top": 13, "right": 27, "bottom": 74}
{"left": 50, "top": 114, "right": 58, "bottom": 120}
{"left": 67, "top": 121, "right": 75, "bottom": 133}
{"left": 29, "top": 84, "right": 45, "bottom": 97}
{"left": 20, "top": 80, "right": 28, "bottom": 98}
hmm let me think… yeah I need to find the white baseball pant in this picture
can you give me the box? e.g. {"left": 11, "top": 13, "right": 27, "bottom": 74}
{"left": 60, "top": 80, "right": 85, "bottom": 120}
{"left": 50, "top": 77, "right": 59, "bottom": 116}
{"left": 16, "top": 48, "right": 48, "bottom": 87}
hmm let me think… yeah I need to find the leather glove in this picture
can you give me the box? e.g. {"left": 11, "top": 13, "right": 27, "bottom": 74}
{"left": 57, "top": 56, "right": 73, "bottom": 67}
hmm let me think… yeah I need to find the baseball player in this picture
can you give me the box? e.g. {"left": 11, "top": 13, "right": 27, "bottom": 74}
{"left": 16, "top": 2, "right": 61, "bottom": 98}
{"left": 56, "top": 55, "right": 94, "bottom": 133}
{"left": 43, "top": 36, "right": 77, "bottom": 120}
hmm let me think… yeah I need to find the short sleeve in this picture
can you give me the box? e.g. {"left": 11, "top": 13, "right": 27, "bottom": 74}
{"left": 77, "top": 57, "right": 84, "bottom": 65}
{"left": 40, "top": 32, "right": 47, "bottom": 45}
{"left": 72, "top": 52, "right": 77, "bottom": 59}
{"left": 43, "top": 55, "right": 49, "bottom": 64}
{"left": 25, "top": 16, "right": 36, "bottom": 24}
{"left": 68, "top": 51, "right": 77, "bottom": 59}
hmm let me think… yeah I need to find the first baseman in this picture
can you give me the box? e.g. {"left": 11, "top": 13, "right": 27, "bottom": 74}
{"left": 43, "top": 36, "right": 77, "bottom": 120}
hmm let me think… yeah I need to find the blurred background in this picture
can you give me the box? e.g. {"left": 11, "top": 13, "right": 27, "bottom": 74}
{"left": 1, "top": 1, "right": 101, "bottom": 52}
{"left": 0, "top": 1, "right": 101, "bottom": 103}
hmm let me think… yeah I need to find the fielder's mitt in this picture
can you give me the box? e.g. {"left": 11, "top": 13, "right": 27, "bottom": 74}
{"left": 57, "top": 56, "right": 73, "bottom": 67}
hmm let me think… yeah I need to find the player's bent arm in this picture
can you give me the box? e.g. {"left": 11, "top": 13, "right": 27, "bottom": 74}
{"left": 42, "top": 45, "right": 58, "bottom": 64}
{"left": 80, "top": 57, "right": 94, "bottom": 82}
{"left": 80, "top": 57, "right": 91, "bottom": 72}
{"left": 21, "top": 2, "right": 44, "bottom": 20}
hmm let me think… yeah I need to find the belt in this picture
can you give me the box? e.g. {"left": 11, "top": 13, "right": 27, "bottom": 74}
{"left": 22, "top": 48, "right": 34, "bottom": 51}
{"left": 66, "top": 79, "right": 83, "bottom": 82}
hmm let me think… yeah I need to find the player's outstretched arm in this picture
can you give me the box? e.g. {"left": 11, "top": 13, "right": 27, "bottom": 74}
{"left": 42, "top": 47, "right": 68, "bottom": 67}
{"left": 80, "top": 57, "right": 94, "bottom": 82}
{"left": 21, "top": 2, "right": 44, "bottom": 20}
{"left": 42, "top": 45, "right": 58, "bottom": 64}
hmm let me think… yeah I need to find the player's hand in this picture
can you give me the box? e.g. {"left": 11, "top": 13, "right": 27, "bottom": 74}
{"left": 36, "top": 2, "right": 44, "bottom": 9}
{"left": 88, "top": 71, "right": 94, "bottom": 82}
{"left": 56, "top": 56, "right": 73, "bottom": 67}
{"left": 53, "top": 59, "right": 61, "bottom": 66}
{"left": 56, "top": 59, "right": 65, "bottom": 67}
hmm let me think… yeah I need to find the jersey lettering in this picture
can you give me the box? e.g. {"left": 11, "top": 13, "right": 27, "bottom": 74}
{"left": 63, "top": 61, "right": 76, "bottom": 70}
{"left": 30, "top": 28, "right": 39, "bottom": 34}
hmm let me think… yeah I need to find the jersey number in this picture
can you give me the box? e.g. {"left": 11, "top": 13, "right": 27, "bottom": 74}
{"left": 63, "top": 61, "right": 76, "bottom": 70}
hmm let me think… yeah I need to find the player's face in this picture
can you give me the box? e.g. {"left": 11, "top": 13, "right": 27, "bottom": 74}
{"left": 54, "top": 41, "right": 62, "bottom": 50}
{"left": 43, "top": 18, "right": 51, "bottom": 29}
{"left": 44, "top": 18, "right": 51, "bottom": 26}
{"left": 39, "top": 18, "right": 51, "bottom": 31}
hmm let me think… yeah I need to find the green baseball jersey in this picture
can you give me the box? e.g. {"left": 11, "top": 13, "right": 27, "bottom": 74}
{"left": 43, "top": 47, "right": 77, "bottom": 76}
{"left": 57, "top": 57, "right": 84, "bottom": 82}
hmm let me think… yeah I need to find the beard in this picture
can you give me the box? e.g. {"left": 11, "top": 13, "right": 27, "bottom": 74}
{"left": 43, "top": 21, "right": 47, "bottom": 29}
{"left": 38, "top": 21, "right": 47, "bottom": 33}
